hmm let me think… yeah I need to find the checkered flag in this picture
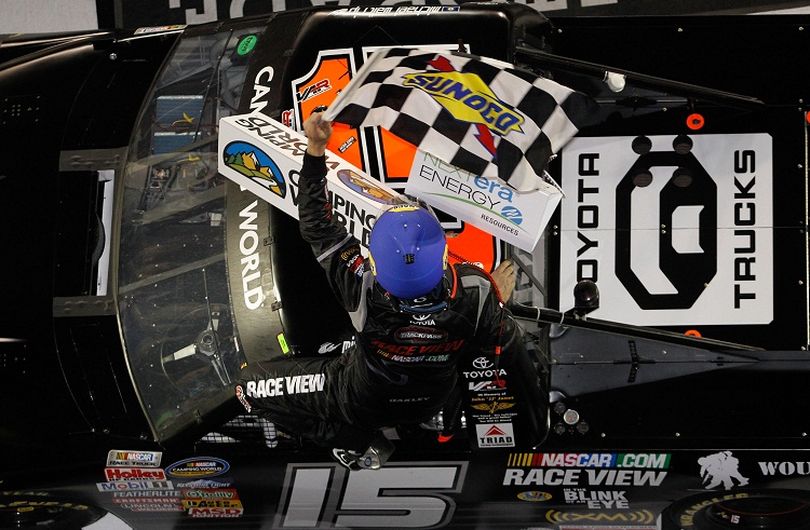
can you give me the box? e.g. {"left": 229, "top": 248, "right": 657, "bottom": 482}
{"left": 322, "top": 48, "right": 597, "bottom": 191}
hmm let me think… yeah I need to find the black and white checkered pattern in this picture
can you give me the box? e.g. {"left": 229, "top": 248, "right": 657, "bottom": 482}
{"left": 322, "top": 48, "right": 596, "bottom": 191}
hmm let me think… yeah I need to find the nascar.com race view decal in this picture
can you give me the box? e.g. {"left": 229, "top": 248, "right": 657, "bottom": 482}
{"left": 559, "top": 133, "right": 773, "bottom": 326}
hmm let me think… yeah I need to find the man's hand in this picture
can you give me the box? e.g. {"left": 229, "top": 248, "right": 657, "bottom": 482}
{"left": 491, "top": 260, "right": 516, "bottom": 302}
{"left": 304, "top": 111, "right": 332, "bottom": 157}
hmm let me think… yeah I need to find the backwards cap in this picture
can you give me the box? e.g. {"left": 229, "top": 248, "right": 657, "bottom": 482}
{"left": 368, "top": 206, "right": 447, "bottom": 299}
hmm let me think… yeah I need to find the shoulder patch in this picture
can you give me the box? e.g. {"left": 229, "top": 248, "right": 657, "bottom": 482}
{"left": 340, "top": 244, "right": 366, "bottom": 277}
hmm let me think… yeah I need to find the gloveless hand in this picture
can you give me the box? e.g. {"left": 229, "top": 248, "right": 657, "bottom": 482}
{"left": 304, "top": 111, "right": 333, "bottom": 156}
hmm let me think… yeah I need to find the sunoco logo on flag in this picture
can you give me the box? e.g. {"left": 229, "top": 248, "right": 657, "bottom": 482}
{"left": 323, "top": 48, "right": 596, "bottom": 192}
{"left": 401, "top": 70, "right": 524, "bottom": 136}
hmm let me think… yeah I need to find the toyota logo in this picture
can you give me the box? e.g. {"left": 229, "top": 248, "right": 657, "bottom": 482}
{"left": 472, "top": 357, "right": 493, "bottom": 369}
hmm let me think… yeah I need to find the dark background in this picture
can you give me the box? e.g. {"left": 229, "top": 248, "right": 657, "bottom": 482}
{"left": 96, "top": 0, "right": 810, "bottom": 29}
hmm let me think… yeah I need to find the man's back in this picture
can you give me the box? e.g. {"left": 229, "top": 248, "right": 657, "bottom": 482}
{"left": 338, "top": 262, "right": 502, "bottom": 427}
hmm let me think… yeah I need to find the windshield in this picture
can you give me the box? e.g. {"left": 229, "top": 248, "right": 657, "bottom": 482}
{"left": 117, "top": 25, "right": 264, "bottom": 441}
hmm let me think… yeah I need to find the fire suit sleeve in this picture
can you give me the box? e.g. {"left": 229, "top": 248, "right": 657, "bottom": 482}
{"left": 297, "top": 152, "right": 366, "bottom": 314}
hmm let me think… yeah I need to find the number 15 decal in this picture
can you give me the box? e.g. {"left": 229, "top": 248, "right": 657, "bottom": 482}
{"left": 275, "top": 462, "right": 468, "bottom": 528}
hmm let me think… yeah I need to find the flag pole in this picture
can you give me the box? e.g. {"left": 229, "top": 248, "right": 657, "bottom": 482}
{"left": 322, "top": 49, "right": 390, "bottom": 122}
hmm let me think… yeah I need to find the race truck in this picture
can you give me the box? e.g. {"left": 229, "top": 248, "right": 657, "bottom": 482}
{"left": 0, "top": 4, "right": 809, "bottom": 529}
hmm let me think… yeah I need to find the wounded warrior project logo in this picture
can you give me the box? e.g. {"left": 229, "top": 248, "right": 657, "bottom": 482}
{"left": 698, "top": 451, "right": 749, "bottom": 489}
{"left": 559, "top": 134, "right": 773, "bottom": 326}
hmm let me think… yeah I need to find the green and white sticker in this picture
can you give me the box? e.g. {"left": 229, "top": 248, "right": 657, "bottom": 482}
{"left": 237, "top": 34, "right": 258, "bottom": 56}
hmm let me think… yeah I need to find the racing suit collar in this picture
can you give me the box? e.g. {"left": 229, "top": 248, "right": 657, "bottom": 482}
{"left": 379, "top": 274, "right": 451, "bottom": 314}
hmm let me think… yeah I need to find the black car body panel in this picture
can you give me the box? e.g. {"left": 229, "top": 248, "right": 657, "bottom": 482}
{"left": 0, "top": 5, "right": 808, "bottom": 529}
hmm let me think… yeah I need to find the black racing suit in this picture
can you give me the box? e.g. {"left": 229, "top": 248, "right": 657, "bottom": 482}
{"left": 236, "top": 153, "right": 546, "bottom": 451}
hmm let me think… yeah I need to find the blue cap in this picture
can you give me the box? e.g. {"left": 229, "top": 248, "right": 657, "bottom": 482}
{"left": 368, "top": 206, "right": 447, "bottom": 299}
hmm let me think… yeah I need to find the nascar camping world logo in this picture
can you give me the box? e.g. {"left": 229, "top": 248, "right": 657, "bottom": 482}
{"left": 223, "top": 141, "right": 286, "bottom": 198}
{"left": 166, "top": 457, "right": 230, "bottom": 479}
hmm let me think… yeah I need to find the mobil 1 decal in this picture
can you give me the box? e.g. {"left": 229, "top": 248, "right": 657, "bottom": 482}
{"left": 559, "top": 134, "right": 773, "bottom": 326}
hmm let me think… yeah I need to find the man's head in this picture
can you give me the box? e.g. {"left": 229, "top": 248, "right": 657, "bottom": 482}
{"left": 368, "top": 205, "right": 447, "bottom": 300}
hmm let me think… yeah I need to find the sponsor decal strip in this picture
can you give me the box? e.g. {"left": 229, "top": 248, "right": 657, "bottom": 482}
{"left": 506, "top": 452, "right": 671, "bottom": 469}
{"left": 106, "top": 450, "right": 162, "bottom": 467}
{"left": 503, "top": 468, "right": 668, "bottom": 487}
{"left": 105, "top": 467, "right": 166, "bottom": 481}
{"left": 245, "top": 373, "right": 326, "bottom": 398}
{"left": 166, "top": 457, "right": 230, "bottom": 479}
{"left": 97, "top": 481, "right": 174, "bottom": 492}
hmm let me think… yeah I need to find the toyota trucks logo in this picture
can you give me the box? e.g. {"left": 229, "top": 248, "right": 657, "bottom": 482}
{"left": 560, "top": 134, "right": 773, "bottom": 326}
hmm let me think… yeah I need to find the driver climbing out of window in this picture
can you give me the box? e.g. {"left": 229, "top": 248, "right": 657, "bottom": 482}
{"left": 235, "top": 111, "right": 548, "bottom": 470}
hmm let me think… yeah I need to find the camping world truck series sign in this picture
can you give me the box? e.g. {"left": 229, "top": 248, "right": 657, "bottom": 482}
{"left": 218, "top": 114, "right": 406, "bottom": 248}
